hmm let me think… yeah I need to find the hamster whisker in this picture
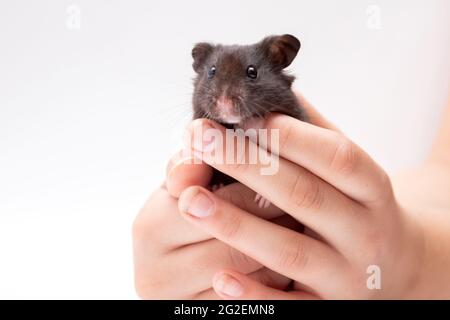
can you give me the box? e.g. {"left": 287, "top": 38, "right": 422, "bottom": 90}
{"left": 247, "top": 101, "right": 268, "bottom": 120}
{"left": 198, "top": 84, "right": 216, "bottom": 96}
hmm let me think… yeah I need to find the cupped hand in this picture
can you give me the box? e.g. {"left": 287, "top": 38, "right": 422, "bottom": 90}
{"left": 179, "top": 101, "right": 426, "bottom": 299}
{"left": 133, "top": 151, "right": 303, "bottom": 299}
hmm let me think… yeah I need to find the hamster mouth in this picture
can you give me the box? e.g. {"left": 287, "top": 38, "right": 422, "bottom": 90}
{"left": 213, "top": 97, "right": 265, "bottom": 128}
{"left": 219, "top": 114, "right": 242, "bottom": 124}
{"left": 214, "top": 95, "right": 243, "bottom": 126}
{"left": 217, "top": 116, "right": 265, "bottom": 130}
{"left": 220, "top": 122, "right": 236, "bottom": 129}
{"left": 216, "top": 117, "right": 242, "bottom": 129}
{"left": 215, "top": 116, "right": 244, "bottom": 129}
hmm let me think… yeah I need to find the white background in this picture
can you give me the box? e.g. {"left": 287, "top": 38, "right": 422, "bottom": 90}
{"left": 0, "top": 0, "right": 449, "bottom": 299}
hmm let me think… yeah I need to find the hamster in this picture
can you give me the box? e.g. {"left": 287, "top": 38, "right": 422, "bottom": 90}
{"left": 190, "top": 34, "right": 308, "bottom": 205}
{"left": 191, "top": 34, "right": 308, "bottom": 127}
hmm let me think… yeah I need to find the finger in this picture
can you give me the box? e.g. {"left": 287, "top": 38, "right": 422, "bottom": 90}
{"left": 194, "top": 267, "right": 291, "bottom": 300}
{"left": 165, "top": 238, "right": 293, "bottom": 296}
{"left": 139, "top": 183, "right": 292, "bottom": 250}
{"left": 247, "top": 267, "right": 292, "bottom": 290}
{"left": 166, "top": 150, "right": 283, "bottom": 218}
{"left": 166, "top": 150, "right": 213, "bottom": 198}
{"left": 178, "top": 186, "right": 349, "bottom": 294}
{"left": 293, "top": 91, "right": 340, "bottom": 131}
{"left": 186, "top": 119, "right": 363, "bottom": 247}
{"left": 160, "top": 239, "right": 261, "bottom": 296}
{"left": 137, "top": 190, "right": 296, "bottom": 298}
{"left": 194, "top": 289, "right": 220, "bottom": 299}
{"left": 134, "top": 187, "right": 212, "bottom": 251}
{"left": 253, "top": 114, "right": 392, "bottom": 206}
{"left": 212, "top": 270, "right": 319, "bottom": 300}
{"left": 213, "top": 183, "right": 284, "bottom": 221}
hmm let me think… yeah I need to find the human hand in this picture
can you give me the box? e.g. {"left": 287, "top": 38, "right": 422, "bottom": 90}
{"left": 133, "top": 151, "right": 301, "bottom": 299}
{"left": 179, "top": 101, "right": 426, "bottom": 299}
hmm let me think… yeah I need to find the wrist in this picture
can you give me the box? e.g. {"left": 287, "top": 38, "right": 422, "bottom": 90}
{"left": 398, "top": 204, "right": 450, "bottom": 298}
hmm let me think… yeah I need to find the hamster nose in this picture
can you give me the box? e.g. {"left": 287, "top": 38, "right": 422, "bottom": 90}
{"left": 216, "top": 95, "right": 241, "bottom": 124}
{"left": 217, "top": 96, "right": 233, "bottom": 111}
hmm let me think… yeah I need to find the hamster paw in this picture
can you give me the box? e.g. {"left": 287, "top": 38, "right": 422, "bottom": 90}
{"left": 254, "top": 193, "right": 271, "bottom": 209}
{"left": 211, "top": 183, "right": 225, "bottom": 192}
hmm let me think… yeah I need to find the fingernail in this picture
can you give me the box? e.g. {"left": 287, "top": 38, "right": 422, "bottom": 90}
{"left": 214, "top": 273, "right": 244, "bottom": 297}
{"left": 166, "top": 155, "right": 195, "bottom": 177}
{"left": 183, "top": 190, "right": 214, "bottom": 218}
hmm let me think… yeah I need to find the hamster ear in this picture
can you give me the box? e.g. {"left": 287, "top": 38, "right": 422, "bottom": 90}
{"left": 259, "top": 34, "right": 301, "bottom": 69}
{"left": 192, "top": 42, "right": 214, "bottom": 73}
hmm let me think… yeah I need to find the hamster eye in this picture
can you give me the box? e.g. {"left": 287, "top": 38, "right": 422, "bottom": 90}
{"left": 207, "top": 66, "right": 216, "bottom": 79}
{"left": 246, "top": 65, "right": 258, "bottom": 79}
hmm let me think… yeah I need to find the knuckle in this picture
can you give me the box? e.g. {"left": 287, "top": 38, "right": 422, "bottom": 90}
{"left": 374, "top": 170, "right": 394, "bottom": 203}
{"left": 132, "top": 209, "right": 160, "bottom": 242}
{"left": 276, "top": 234, "right": 308, "bottom": 271}
{"left": 289, "top": 172, "right": 324, "bottom": 211}
{"left": 132, "top": 188, "right": 174, "bottom": 241}
{"left": 378, "top": 170, "right": 392, "bottom": 192}
{"left": 133, "top": 211, "right": 152, "bottom": 241}
{"left": 329, "top": 135, "right": 359, "bottom": 176}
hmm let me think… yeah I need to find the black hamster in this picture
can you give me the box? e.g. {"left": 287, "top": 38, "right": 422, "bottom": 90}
{"left": 191, "top": 34, "right": 307, "bottom": 127}
{"left": 190, "top": 34, "right": 308, "bottom": 196}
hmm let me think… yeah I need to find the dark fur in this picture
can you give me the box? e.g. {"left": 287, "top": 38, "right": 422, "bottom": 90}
{"left": 192, "top": 34, "right": 308, "bottom": 125}
{"left": 190, "top": 35, "right": 307, "bottom": 187}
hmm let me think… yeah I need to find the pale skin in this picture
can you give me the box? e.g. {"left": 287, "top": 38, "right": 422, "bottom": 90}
{"left": 133, "top": 93, "right": 450, "bottom": 299}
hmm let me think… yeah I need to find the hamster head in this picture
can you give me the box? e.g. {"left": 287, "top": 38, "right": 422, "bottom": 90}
{"left": 192, "top": 34, "right": 301, "bottom": 126}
